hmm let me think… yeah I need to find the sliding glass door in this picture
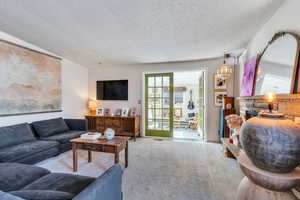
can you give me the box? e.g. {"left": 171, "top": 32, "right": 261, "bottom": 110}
{"left": 145, "top": 73, "right": 173, "bottom": 137}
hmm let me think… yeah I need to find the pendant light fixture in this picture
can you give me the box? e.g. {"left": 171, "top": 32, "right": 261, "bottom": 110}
{"left": 216, "top": 52, "right": 232, "bottom": 79}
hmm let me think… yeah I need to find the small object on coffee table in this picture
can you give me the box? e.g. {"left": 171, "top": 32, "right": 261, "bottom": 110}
{"left": 70, "top": 136, "right": 129, "bottom": 172}
{"left": 104, "top": 128, "right": 115, "bottom": 140}
{"left": 80, "top": 132, "right": 102, "bottom": 140}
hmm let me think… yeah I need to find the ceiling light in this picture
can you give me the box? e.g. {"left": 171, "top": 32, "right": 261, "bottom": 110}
{"left": 216, "top": 53, "right": 232, "bottom": 79}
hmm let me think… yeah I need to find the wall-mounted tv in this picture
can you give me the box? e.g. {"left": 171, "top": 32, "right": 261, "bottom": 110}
{"left": 97, "top": 80, "right": 128, "bottom": 100}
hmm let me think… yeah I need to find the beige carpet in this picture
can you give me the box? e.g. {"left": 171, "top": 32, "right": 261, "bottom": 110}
{"left": 36, "top": 138, "right": 243, "bottom": 200}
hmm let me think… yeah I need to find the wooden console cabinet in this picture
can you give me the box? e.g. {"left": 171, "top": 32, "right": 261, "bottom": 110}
{"left": 85, "top": 115, "right": 140, "bottom": 141}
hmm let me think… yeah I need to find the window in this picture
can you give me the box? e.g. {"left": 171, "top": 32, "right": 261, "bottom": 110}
{"left": 174, "top": 91, "right": 183, "bottom": 104}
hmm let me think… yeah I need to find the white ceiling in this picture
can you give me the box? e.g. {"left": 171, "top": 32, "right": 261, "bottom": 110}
{"left": 174, "top": 71, "right": 202, "bottom": 86}
{"left": 0, "top": 0, "right": 285, "bottom": 67}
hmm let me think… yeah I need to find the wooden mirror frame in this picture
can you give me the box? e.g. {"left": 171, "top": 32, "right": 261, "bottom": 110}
{"left": 254, "top": 31, "right": 300, "bottom": 94}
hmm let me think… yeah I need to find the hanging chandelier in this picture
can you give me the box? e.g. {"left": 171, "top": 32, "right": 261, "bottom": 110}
{"left": 216, "top": 53, "right": 232, "bottom": 79}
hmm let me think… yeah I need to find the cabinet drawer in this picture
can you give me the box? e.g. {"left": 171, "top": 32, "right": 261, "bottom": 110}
{"left": 105, "top": 119, "right": 120, "bottom": 127}
{"left": 106, "top": 127, "right": 121, "bottom": 134}
{"left": 79, "top": 144, "right": 115, "bottom": 153}
{"left": 96, "top": 118, "right": 105, "bottom": 126}
{"left": 81, "top": 144, "right": 100, "bottom": 151}
{"left": 117, "top": 131, "right": 133, "bottom": 136}
{"left": 112, "top": 119, "right": 121, "bottom": 127}
{"left": 96, "top": 127, "right": 105, "bottom": 133}
{"left": 105, "top": 119, "right": 113, "bottom": 126}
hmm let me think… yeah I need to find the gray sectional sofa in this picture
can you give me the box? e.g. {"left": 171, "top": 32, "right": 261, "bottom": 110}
{"left": 0, "top": 118, "right": 124, "bottom": 200}
{"left": 0, "top": 163, "right": 123, "bottom": 200}
{"left": 0, "top": 122, "right": 59, "bottom": 164}
{"left": 0, "top": 118, "right": 86, "bottom": 164}
{"left": 32, "top": 118, "right": 87, "bottom": 154}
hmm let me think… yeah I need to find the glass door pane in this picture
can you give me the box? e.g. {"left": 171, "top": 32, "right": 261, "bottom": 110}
{"left": 145, "top": 73, "right": 173, "bottom": 137}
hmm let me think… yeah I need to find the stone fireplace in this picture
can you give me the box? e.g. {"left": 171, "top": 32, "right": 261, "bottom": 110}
{"left": 238, "top": 94, "right": 300, "bottom": 122}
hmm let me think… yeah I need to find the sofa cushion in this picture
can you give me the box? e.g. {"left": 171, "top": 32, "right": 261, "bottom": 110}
{"left": 0, "top": 163, "right": 50, "bottom": 192}
{"left": 0, "top": 141, "right": 59, "bottom": 163}
{"left": 57, "top": 143, "right": 73, "bottom": 153}
{"left": 42, "top": 130, "right": 85, "bottom": 144}
{"left": 10, "top": 147, "right": 60, "bottom": 165}
{"left": 32, "top": 118, "right": 70, "bottom": 138}
{"left": 64, "top": 119, "right": 87, "bottom": 131}
{"left": 9, "top": 190, "right": 74, "bottom": 200}
{"left": 24, "top": 173, "right": 95, "bottom": 196}
{"left": 73, "top": 164, "right": 123, "bottom": 200}
{"left": 0, "top": 123, "right": 36, "bottom": 149}
{"left": 0, "top": 191, "right": 25, "bottom": 200}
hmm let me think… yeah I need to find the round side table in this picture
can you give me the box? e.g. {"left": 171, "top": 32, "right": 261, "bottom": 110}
{"left": 236, "top": 152, "right": 300, "bottom": 200}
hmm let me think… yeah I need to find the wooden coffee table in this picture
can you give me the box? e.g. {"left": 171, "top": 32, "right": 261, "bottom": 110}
{"left": 70, "top": 136, "right": 129, "bottom": 172}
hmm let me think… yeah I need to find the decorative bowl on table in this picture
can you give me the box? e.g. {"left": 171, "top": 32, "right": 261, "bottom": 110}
{"left": 104, "top": 128, "right": 115, "bottom": 140}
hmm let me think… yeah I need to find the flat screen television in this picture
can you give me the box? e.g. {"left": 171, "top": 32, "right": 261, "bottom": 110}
{"left": 97, "top": 80, "right": 128, "bottom": 100}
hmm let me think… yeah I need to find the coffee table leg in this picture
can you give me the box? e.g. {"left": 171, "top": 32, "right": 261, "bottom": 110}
{"left": 72, "top": 143, "right": 77, "bottom": 172}
{"left": 115, "top": 149, "right": 119, "bottom": 164}
{"left": 88, "top": 151, "right": 92, "bottom": 162}
{"left": 125, "top": 141, "right": 128, "bottom": 168}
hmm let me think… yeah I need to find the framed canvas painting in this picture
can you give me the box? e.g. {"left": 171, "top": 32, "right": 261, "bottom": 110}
{"left": 0, "top": 40, "right": 62, "bottom": 116}
{"left": 241, "top": 56, "right": 258, "bottom": 96}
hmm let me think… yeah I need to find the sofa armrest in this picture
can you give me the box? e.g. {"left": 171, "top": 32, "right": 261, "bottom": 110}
{"left": 73, "top": 164, "right": 123, "bottom": 200}
{"left": 0, "top": 191, "right": 25, "bottom": 200}
{"left": 64, "top": 119, "right": 88, "bottom": 131}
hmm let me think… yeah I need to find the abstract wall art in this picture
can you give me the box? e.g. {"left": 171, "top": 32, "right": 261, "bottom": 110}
{"left": 241, "top": 55, "right": 258, "bottom": 96}
{"left": 0, "top": 40, "right": 62, "bottom": 116}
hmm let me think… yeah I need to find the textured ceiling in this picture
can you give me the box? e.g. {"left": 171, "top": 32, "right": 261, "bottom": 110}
{"left": 0, "top": 0, "right": 285, "bottom": 66}
{"left": 174, "top": 71, "right": 202, "bottom": 86}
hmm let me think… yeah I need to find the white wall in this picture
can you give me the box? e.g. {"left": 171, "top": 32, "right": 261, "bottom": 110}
{"left": 247, "top": 0, "right": 300, "bottom": 58}
{"left": 89, "top": 58, "right": 234, "bottom": 142}
{"left": 0, "top": 31, "right": 89, "bottom": 126}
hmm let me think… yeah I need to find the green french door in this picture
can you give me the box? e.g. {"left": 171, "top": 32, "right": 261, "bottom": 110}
{"left": 145, "top": 73, "right": 173, "bottom": 137}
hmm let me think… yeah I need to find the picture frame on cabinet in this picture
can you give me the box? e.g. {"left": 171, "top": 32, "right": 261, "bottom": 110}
{"left": 96, "top": 107, "right": 104, "bottom": 116}
{"left": 104, "top": 108, "right": 110, "bottom": 115}
{"left": 114, "top": 109, "right": 122, "bottom": 116}
{"left": 121, "top": 108, "right": 130, "bottom": 117}
{"left": 130, "top": 107, "right": 137, "bottom": 116}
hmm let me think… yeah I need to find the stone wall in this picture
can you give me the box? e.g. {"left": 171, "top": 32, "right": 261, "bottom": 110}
{"left": 238, "top": 94, "right": 300, "bottom": 121}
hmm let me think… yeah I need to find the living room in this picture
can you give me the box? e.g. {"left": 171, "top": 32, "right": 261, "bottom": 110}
{"left": 1, "top": 1, "right": 300, "bottom": 200}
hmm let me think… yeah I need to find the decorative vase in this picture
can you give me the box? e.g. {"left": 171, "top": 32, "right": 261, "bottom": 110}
{"left": 240, "top": 112, "right": 300, "bottom": 173}
{"left": 104, "top": 128, "right": 115, "bottom": 140}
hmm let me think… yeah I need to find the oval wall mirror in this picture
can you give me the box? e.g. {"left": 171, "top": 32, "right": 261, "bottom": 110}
{"left": 254, "top": 32, "right": 300, "bottom": 95}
